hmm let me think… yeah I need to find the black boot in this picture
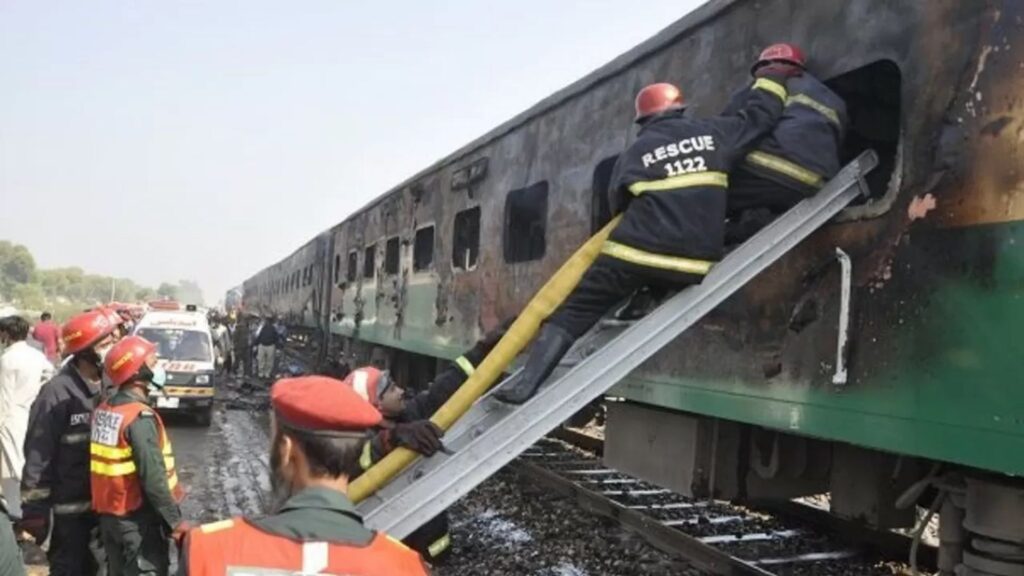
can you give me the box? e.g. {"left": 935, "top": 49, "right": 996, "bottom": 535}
{"left": 494, "top": 324, "right": 575, "bottom": 405}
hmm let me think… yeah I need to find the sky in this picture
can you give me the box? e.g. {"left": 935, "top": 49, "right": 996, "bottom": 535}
{"left": 0, "top": 0, "right": 703, "bottom": 304}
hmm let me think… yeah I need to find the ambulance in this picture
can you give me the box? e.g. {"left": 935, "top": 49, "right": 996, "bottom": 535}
{"left": 133, "top": 304, "right": 217, "bottom": 425}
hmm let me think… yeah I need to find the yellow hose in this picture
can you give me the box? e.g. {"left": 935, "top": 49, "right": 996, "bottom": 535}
{"left": 350, "top": 215, "right": 621, "bottom": 503}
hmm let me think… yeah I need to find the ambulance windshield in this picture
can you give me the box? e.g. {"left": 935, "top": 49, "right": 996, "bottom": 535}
{"left": 137, "top": 328, "right": 212, "bottom": 363}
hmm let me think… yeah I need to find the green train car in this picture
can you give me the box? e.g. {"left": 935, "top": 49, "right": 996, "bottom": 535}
{"left": 238, "top": 1, "right": 1024, "bottom": 569}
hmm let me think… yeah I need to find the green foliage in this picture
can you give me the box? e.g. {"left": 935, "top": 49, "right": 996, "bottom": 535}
{"left": 0, "top": 240, "right": 204, "bottom": 320}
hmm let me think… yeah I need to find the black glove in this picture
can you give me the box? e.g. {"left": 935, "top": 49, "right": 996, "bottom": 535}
{"left": 754, "top": 63, "right": 803, "bottom": 79}
{"left": 16, "top": 514, "right": 48, "bottom": 544}
{"left": 392, "top": 421, "right": 445, "bottom": 457}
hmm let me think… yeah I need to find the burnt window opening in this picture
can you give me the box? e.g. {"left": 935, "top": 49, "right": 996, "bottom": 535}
{"left": 346, "top": 251, "right": 358, "bottom": 283}
{"left": 825, "top": 59, "right": 902, "bottom": 203}
{"left": 452, "top": 207, "right": 480, "bottom": 270}
{"left": 591, "top": 155, "right": 619, "bottom": 234}
{"left": 414, "top": 226, "right": 435, "bottom": 271}
{"left": 504, "top": 182, "right": 548, "bottom": 263}
{"left": 363, "top": 245, "right": 376, "bottom": 279}
{"left": 384, "top": 237, "right": 401, "bottom": 275}
{"left": 334, "top": 254, "right": 341, "bottom": 284}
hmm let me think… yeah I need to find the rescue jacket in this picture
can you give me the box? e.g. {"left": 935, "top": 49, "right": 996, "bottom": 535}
{"left": 90, "top": 393, "right": 183, "bottom": 522}
{"left": 724, "top": 72, "right": 847, "bottom": 205}
{"left": 21, "top": 366, "right": 101, "bottom": 519}
{"left": 606, "top": 74, "right": 788, "bottom": 277}
{"left": 182, "top": 487, "right": 428, "bottom": 576}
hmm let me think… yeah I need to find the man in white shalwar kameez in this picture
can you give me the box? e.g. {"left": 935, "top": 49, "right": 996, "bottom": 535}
{"left": 0, "top": 315, "right": 54, "bottom": 518}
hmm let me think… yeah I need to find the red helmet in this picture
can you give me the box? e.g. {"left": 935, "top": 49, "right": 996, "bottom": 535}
{"left": 62, "top": 310, "right": 116, "bottom": 355}
{"left": 634, "top": 83, "right": 685, "bottom": 124}
{"left": 342, "top": 367, "right": 394, "bottom": 409}
{"left": 105, "top": 336, "right": 157, "bottom": 387}
{"left": 752, "top": 43, "right": 806, "bottom": 74}
{"left": 100, "top": 307, "right": 124, "bottom": 327}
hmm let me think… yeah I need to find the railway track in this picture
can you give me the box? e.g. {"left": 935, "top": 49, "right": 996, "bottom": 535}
{"left": 518, "top": 432, "right": 935, "bottom": 576}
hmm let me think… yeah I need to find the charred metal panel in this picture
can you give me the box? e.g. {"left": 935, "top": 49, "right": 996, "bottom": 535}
{"left": 239, "top": 1, "right": 1024, "bottom": 474}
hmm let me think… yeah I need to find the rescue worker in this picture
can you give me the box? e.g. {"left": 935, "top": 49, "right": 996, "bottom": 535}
{"left": 495, "top": 67, "right": 795, "bottom": 404}
{"left": 349, "top": 321, "right": 510, "bottom": 564}
{"left": 91, "top": 336, "right": 187, "bottom": 576}
{"left": 19, "top": 309, "right": 119, "bottom": 575}
{"left": 724, "top": 43, "right": 847, "bottom": 242}
{"left": 178, "top": 376, "right": 429, "bottom": 575}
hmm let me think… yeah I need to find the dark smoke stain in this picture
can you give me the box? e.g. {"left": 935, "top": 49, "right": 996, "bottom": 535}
{"left": 980, "top": 115, "right": 1013, "bottom": 137}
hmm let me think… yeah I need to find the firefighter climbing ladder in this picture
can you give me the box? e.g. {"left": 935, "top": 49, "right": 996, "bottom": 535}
{"left": 357, "top": 150, "right": 879, "bottom": 539}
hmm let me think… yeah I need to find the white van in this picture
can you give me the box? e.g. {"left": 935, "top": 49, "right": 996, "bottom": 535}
{"left": 134, "top": 306, "right": 216, "bottom": 425}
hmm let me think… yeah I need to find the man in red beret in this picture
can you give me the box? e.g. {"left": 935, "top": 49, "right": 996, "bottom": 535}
{"left": 178, "top": 376, "right": 429, "bottom": 576}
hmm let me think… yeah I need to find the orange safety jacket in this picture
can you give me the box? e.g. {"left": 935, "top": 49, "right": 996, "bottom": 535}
{"left": 90, "top": 400, "right": 183, "bottom": 515}
{"left": 185, "top": 517, "right": 430, "bottom": 576}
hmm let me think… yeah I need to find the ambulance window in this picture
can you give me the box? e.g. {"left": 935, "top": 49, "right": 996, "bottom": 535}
{"left": 591, "top": 155, "right": 618, "bottom": 234}
{"left": 414, "top": 226, "right": 434, "bottom": 271}
{"left": 346, "top": 251, "right": 357, "bottom": 283}
{"left": 452, "top": 207, "right": 480, "bottom": 271}
{"left": 504, "top": 181, "right": 548, "bottom": 263}
{"left": 825, "top": 59, "right": 902, "bottom": 205}
{"left": 334, "top": 254, "right": 341, "bottom": 284}
{"left": 363, "top": 245, "right": 376, "bottom": 279}
{"left": 384, "top": 237, "right": 400, "bottom": 275}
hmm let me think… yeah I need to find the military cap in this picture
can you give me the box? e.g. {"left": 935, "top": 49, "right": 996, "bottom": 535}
{"left": 271, "top": 375, "right": 382, "bottom": 436}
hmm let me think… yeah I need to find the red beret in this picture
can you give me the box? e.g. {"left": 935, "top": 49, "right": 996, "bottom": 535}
{"left": 271, "top": 376, "right": 382, "bottom": 435}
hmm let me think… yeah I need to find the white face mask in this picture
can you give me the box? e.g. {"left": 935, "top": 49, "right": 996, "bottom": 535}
{"left": 96, "top": 344, "right": 113, "bottom": 363}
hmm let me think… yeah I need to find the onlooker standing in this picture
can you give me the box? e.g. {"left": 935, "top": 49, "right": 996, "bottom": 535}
{"left": 0, "top": 316, "right": 54, "bottom": 518}
{"left": 31, "top": 312, "right": 62, "bottom": 365}
{"left": 255, "top": 316, "right": 279, "bottom": 379}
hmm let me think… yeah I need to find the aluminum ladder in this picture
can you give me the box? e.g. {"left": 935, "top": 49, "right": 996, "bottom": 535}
{"left": 357, "top": 150, "right": 879, "bottom": 538}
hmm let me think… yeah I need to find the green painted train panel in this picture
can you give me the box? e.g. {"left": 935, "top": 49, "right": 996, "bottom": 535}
{"left": 614, "top": 221, "right": 1024, "bottom": 475}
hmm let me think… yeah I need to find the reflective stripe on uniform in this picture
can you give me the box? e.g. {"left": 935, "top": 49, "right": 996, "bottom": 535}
{"left": 90, "top": 459, "right": 137, "bottom": 476}
{"left": 427, "top": 533, "right": 451, "bottom": 558}
{"left": 787, "top": 93, "right": 841, "bottom": 126}
{"left": 168, "top": 472, "right": 179, "bottom": 490}
{"left": 200, "top": 519, "right": 236, "bottom": 534}
{"left": 91, "top": 442, "right": 132, "bottom": 459}
{"left": 454, "top": 356, "right": 475, "bottom": 377}
{"left": 61, "top": 432, "right": 90, "bottom": 445}
{"left": 628, "top": 171, "right": 728, "bottom": 195}
{"left": 53, "top": 501, "right": 91, "bottom": 515}
{"left": 745, "top": 151, "right": 824, "bottom": 187}
{"left": 359, "top": 441, "right": 374, "bottom": 471}
{"left": 752, "top": 77, "right": 788, "bottom": 102}
{"left": 601, "top": 241, "right": 715, "bottom": 275}
{"left": 21, "top": 488, "right": 50, "bottom": 502}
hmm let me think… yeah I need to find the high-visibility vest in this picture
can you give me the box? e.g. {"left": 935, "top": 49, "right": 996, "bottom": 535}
{"left": 90, "top": 400, "right": 183, "bottom": 515}
{"left": 185, "top": 517, "right": 429, "bottom": 576}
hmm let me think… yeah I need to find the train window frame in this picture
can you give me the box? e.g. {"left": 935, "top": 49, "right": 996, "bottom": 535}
{"left": 346, "top": 250, "right": 358, "bottom": 283}
{"left": 452, "top": 206, "right": 481, "bottom": 272}
{"left": 413, "top": 225, "right": 435, "bottom": 272}
{"left": 503, "top": 181, "right": 549, "bottom": 264}
{"left": 826, "top": 59, "right": 903, "bottom": 222}
{"left": 363, "top": 244, "right": 376, "bottom": 280}
{"left": 591, "top": 155, "right": 619, "bottom": 234}
{"left": 384, "top": 237, "right": 401, "bottom": 276}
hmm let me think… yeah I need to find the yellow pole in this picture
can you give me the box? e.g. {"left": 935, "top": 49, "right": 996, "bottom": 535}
{"left": 349, "top": 216, "right": 621, "bottom": 503}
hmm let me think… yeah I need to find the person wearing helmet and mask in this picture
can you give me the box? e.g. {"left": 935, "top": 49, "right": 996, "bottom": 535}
{"left": 724, "top": 43, "right": 848, "bottom": 242}
{"left": 495, "top": 68, "right": 794, "bottom": 404}
{"left": 91, "top": 336, "right": 187, "bottom": 576}
{"left": 344, "top": 321, "right": 511, "bottom": 564}
{"left": 179, "top": 376, "right": 428, "bottom": 575}
{"left": 19, "top": 309, "right": 118, "bottom": 575}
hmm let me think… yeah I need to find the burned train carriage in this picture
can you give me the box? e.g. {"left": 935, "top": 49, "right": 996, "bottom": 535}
{"left": 241, "top": 0, "right": 1024, "bottom": 558}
